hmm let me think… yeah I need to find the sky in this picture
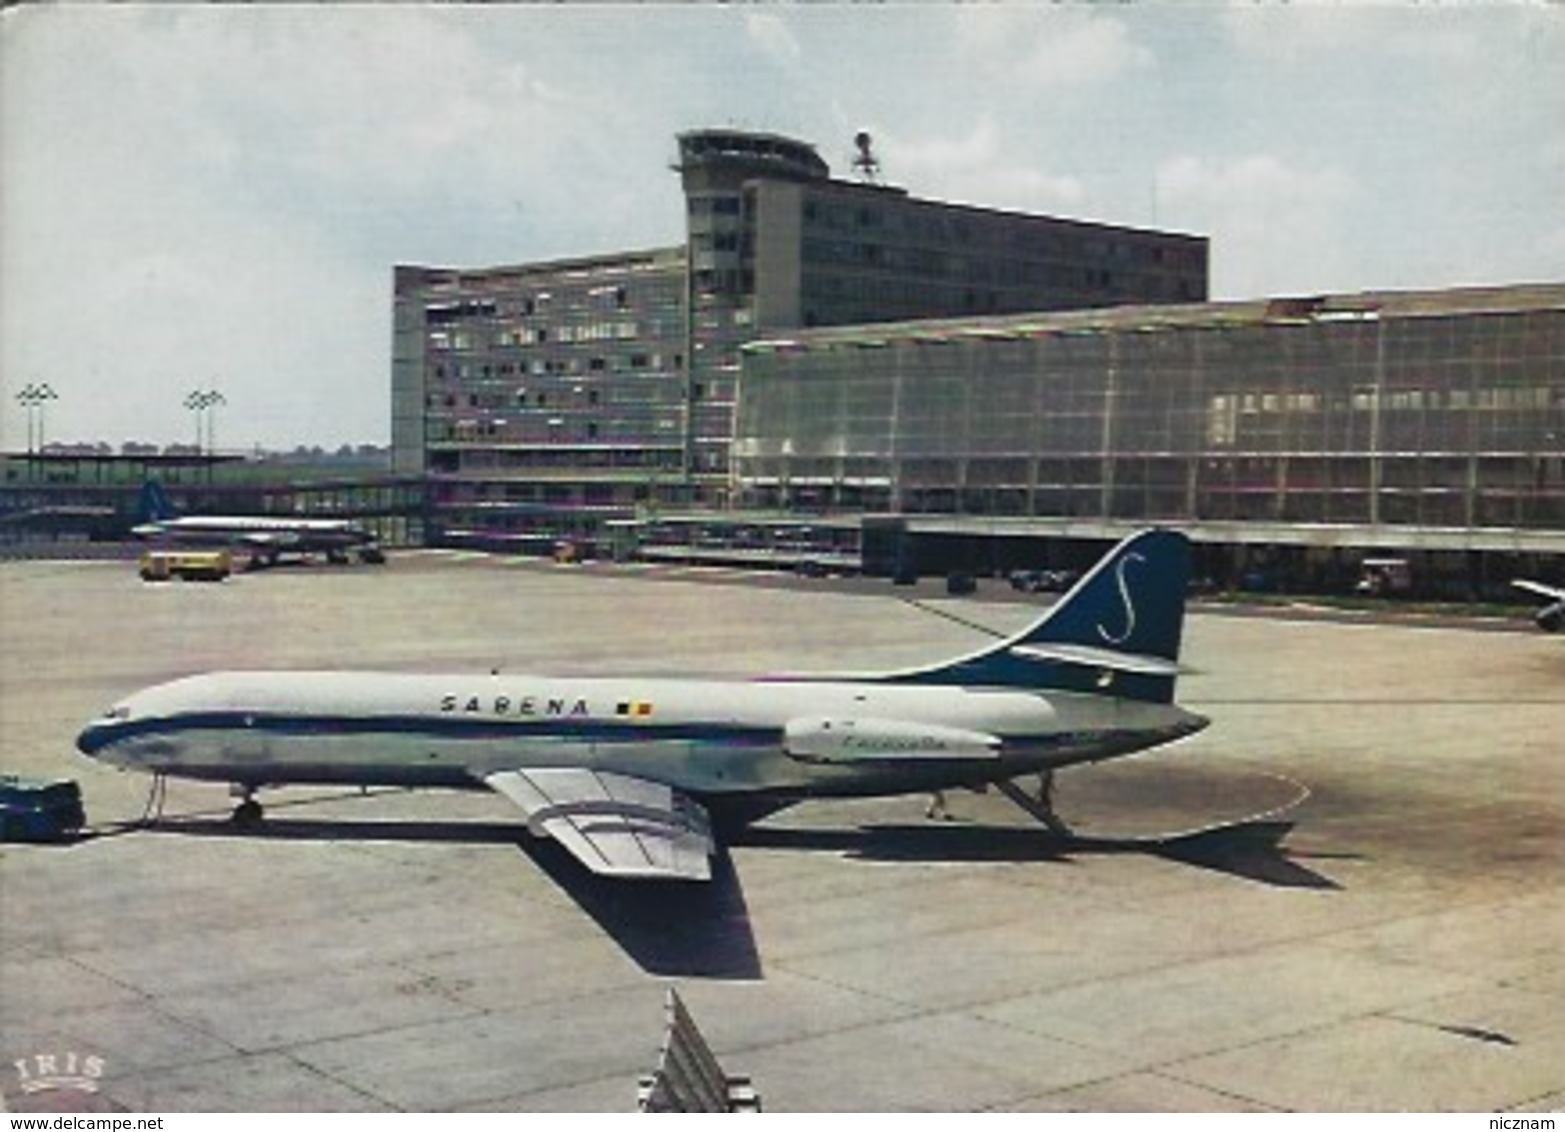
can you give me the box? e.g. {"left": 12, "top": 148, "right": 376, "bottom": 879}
{"left": 3, "top": 3, "right": 1562, "bottom": 451}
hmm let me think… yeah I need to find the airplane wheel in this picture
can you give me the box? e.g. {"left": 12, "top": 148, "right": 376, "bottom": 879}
{"left": 231, "top": 799, "right": 263, "bottom": 827}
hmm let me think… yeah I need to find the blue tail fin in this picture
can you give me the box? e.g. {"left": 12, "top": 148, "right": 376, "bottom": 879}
{"left": 887, "top": 529, "right": 1192, "bottom": 703}
{"left": 138, "top": 481, "right": 178, "bottom": 524}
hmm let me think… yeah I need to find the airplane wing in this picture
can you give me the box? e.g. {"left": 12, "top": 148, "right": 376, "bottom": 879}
{"left": 1513, "top": 579, "right": 1565, "bottom": 602}
{"left": 483, "top": 768, "right": 714, "bottom": 881}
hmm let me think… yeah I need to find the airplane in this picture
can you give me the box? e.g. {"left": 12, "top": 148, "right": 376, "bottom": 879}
{"left": 77, "top": 528, "right": 1209, "bottom": 881}
{"left": 131, "top": 481, "right": 384, "bottom": 567}
{"left": 1511, "top": 579, "right": 1565, "bottom": 632}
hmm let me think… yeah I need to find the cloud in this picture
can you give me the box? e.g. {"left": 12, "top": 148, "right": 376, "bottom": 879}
{"left": 1540, "top": 225, "right": 1565, "bottom": 274}
{"left": 886, "top": 118, "right": 1086, "bottom": 215}
{"left": 0, "top": 9, "right": 444, "bottom": 445}
{"left": 746, "top": 12, "right": 802, "bottom": 66}
{"left": 956, "top": 8, "right": 1152, "bottom": 89}
{"left": 1, "top": 181, "right": 387, "bottom": 448}
{"left": 156, "top": 10, "right": 577, "bottom": 227}
{"left": 1157, "top": 154, "right": 1358, "bottom": 298}
{"left": 1020, "top": 13, "right": 1153, "bottom": 88}
{"left": 1219, "top": 6, "right": 1382, "bottom": 65}
{"left": 1, "top": 6, "right": 670, "bottom": 447}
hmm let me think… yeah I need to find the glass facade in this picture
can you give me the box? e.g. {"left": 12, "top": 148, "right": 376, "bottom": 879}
{"left": 735, "top": 287, "right": 1565, "bottom": 535}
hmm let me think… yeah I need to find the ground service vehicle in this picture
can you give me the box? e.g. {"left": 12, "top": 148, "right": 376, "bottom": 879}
{"left": 139, "top": 549, "right": 232, "bottom": 582}
{"left": 0, "top": 775, "right": 85, "bottom": 841}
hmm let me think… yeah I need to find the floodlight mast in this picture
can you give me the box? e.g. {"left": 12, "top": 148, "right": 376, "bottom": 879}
{"left": 15, "top": 382, "right": 59, "bottom": 453}
{"left": 184, "top": 388, "right": 226, "bottom": 454}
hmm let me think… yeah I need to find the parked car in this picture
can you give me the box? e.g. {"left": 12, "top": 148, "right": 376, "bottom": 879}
{"left": 0, "top": 775, "right": 85, "bottom": 841}
{"left": 1008, "top": 568, "right": 1081, "bottom": 594}
{"left": 1355, "top": 558, "right": 1412, "bottom": 597}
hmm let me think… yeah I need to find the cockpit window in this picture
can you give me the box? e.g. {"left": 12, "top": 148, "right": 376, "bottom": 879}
{"left": 103, "top": 705, "right": 131, "bottom": 721}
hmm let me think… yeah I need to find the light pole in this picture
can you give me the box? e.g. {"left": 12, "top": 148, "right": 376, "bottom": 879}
{"left": 15, "top": 382, "right": 59, "bottom": 453}
{"left": 184, "top": 389, "right": 226, "bottom": 454}
{"left": 205, "top": 390, "right": 226, "bottom": 453}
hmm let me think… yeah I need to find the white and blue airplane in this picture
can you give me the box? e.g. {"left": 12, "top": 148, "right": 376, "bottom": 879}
{"left": 131, "top": 481, "right": 383, "bottom": 567}
{"left": 77, "top": 529, "right": 1208, "bottom": 881}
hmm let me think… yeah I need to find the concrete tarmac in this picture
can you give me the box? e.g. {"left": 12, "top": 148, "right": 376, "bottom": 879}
{"left": 1, "top": 553, "right": 1560, "bottom": 1112}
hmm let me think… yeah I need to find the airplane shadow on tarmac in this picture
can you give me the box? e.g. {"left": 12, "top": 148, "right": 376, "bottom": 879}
{"left": 118, "top": 810, "right": 765, "bottom": 980}
{"left": 106, "top": 803, "right": 1345, "bottom": 980}
{"left": 734, "top": 818, "right": 1347, "bottom": 891}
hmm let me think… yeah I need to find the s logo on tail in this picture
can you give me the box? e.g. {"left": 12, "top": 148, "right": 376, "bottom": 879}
{"left": 1097, "top": 550, "right": 1145, "bottom": 646}
{"left": 886, "top": 529, "right": 1192, "bottom": 703}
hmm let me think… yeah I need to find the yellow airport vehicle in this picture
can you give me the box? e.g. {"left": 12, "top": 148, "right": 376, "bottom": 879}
{"left": 138, "top": 549, "right": 232, "bottom": 583}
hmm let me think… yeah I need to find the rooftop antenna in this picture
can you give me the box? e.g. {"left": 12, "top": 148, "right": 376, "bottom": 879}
{"left": 851, "top": 130, "right": 880, "bottom": 184}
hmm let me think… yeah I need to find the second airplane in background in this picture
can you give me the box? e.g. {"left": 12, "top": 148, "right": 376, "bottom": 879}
{"left": 131, "top": 481, "right": 383, "bottom": 568}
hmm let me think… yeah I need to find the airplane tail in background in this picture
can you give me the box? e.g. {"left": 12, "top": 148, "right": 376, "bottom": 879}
{"left": 138, "top": 481, "right": 178, "bottom": 524}
{"left": 887, "top": 529, "right": 1193, "bottom": 703}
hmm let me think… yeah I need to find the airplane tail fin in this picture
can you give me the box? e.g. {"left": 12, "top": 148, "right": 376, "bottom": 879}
{"left": 886, "top": 529, "right": 1193, "bottom": 703}
{"left": 138, "top": 480, "right": 178, "bottom": 524}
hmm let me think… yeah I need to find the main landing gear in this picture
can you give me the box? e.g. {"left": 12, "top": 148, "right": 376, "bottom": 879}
{"left": 995, "top": 769, "right": 1072, "bottom": 837}
{"left": 229, "top": 785, "right": 264, "bottom": 827}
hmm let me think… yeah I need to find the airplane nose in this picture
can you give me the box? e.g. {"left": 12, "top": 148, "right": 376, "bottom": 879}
{"left": 77, "top": 707, "right": 132, "bottom": 757}
{"left": 76, "top": 720, "right": 111, "bottom": 756}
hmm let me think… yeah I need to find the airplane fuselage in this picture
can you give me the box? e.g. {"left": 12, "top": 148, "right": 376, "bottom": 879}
{"left": 78, "top": 670, "right": 1207, "bottom": 807}
{"left": 132, "top": 515, "right": 372, "bottom": 551}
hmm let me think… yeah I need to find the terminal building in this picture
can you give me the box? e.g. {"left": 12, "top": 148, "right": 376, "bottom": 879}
{"left": 735, "top": 283, "right": 1565, "bottom": 593}
{"left": 392, "top": 247, "right": 691, "bottom": 551}
{"left": 389, "top": 127, "right": 1562, "bottom": 595}
{"left": 392, "top": 128, "right": 1208, "bottom": 551}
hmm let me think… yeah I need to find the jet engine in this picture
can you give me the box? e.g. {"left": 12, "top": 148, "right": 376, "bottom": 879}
{"left": 783, "top": 717, "right": 1001, "bottom": 764}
